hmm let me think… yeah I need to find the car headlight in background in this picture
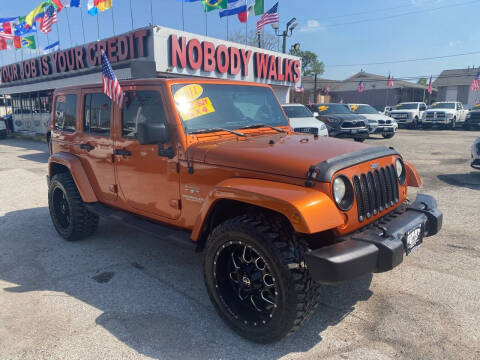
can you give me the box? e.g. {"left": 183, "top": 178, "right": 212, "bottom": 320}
{"left": 319, "top": 123, "right": 326, "bottom": 130}
{"left": 333, "top": 175, "right": 354, "bottom": 211}
{"left": 395, "top": 158, "right": 406, "bottom": 185}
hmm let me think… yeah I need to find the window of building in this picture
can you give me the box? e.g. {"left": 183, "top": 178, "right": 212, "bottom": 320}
{"left": 84, "top": 93, "right": 111, "bottom": 136}
{"left": 122, "top": 91, "right": 166, "bottom": 138}
{"left": 54, "top": 94, "right": 77, "bottom": 132}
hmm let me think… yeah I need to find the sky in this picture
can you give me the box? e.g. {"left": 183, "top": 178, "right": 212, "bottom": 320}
{"left": 1, "top": 0, "right": 480, "bottom": 82}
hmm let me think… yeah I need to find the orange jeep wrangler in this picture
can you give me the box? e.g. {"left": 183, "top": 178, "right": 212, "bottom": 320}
{"left": 47, "top": 78, "right": 442, "bottom": 343}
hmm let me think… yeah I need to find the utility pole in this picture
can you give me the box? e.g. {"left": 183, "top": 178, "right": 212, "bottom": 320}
{"left": 313, "top": 74, "right": 317, "bottom": 104}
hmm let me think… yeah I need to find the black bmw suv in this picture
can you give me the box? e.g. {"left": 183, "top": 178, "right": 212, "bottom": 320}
{"left": 307, "top": 103, "right": 369, "bottom": 142}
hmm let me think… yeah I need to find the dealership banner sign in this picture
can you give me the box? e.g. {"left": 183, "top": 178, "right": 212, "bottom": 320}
{"left": 154, "top": 27, "right": 302, "bottom": 86}
{"left": 0, "top": 29, "right": 149, "bottom": 84}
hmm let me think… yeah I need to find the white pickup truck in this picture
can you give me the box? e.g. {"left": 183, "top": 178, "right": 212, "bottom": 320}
{"left": 389, "top": 102, "right": 427, "bottom": 128}
{"left": 422, "top": 102, "right": 468, "bottom": 129}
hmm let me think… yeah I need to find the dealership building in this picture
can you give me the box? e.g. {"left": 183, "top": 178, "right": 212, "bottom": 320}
{"left": 0, "top": 26, "right": 301, "bottom": 135}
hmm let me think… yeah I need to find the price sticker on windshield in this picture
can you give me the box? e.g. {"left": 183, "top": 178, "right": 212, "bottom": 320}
{"left": 174, "top": 84, "right": 204, "bottom": 104}
{"left": 317, "top": 105, "right": 329, "bottom": 112}
{"left": 179, "top": 97, "right": 215, "bottom": 121}
{"left": 350, "top": 105, "right": 358, "bottom": 111}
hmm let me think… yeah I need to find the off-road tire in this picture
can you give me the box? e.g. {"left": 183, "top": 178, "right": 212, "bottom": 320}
{"left": 354, "top": 138, "right": 366, "bottom": 142}
{"left": 382, "top": 133, "right": 394, "bottom": 139}
{"left": 203, "top": 214, "right": 320, "bottom": 343}
{"left": 48, "top": 173, "right": 99, "bottom": 241}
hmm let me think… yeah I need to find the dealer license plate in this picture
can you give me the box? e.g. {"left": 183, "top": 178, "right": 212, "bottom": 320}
{"left": 404, "top": 225, "right": 423, "bottom": 255}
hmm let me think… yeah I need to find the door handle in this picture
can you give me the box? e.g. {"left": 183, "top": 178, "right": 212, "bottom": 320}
{"left": 80, "top": 143, "right": 94, "bottom": 151}
{"left": 114, "top": 148, "right": 132, "bottom": 156}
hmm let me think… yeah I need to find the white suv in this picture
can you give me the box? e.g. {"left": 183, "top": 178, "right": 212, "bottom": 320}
{"left": 282, "top": 104, "right": 328, "bottom": 137}
{"left": 349, "top": 104, "right": 397, "bottom": 138}
{"left": 389, "top": 102, "right": 427, "bottom": 128}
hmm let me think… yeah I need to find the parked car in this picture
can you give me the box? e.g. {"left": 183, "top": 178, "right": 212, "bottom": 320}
{"left": 422, "top": 102, "right": 468, "bottom": 129}
{"left": 472, "top": 136, "right": 480, "bottom": 169}
{"left": 46, "top": 78, "right": 442, "bottom": 343}
{"left": 349, "top": 104, "right": 397, "bottom": 138}
{"left": 282, "top": 104, "right": 328, "bottom": 136}
{"left": 307, "top": 103, "right": 369, "bottom": 142}
{"left": 465, "top": 104, "right": 480, "bottom": 130}
{"left": 389, "top": 102, "right": 427, "bottom": 128}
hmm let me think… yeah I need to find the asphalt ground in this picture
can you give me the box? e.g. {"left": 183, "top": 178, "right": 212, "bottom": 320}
{"left": 0, "top": 130, "right": 479, "bottom": 360}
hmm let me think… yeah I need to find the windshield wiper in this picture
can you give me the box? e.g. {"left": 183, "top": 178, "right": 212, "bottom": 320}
{"left": 238, "top": 124, "right": 286, "bottom": 133}
{"left": 189, "top": 128, "right": 247, "bottom": 137}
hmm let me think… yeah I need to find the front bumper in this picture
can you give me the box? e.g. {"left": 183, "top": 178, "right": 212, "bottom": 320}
{"left": 304, "top": 194, "right": 442, "bottom": 284}
{"left": 371, "top": 126, "right": 395, "bottom": 134}
{"left": 330, "top": 128, "right": 370, "bottom": 139}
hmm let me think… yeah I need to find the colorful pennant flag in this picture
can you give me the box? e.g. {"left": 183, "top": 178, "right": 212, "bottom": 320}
{"left": 357, "top": 81, "right": 365, "bottom": 93}
{"left": 102, "top": 50, "right": 125, "bottom": 108}
{"left": 256, "top": 2, "right": 278, "bottom": 33}
{"left": 63, "top": 0, "right": 81, "bottom": 7}
{"left": 0, "top": 38, "right": 6, "bottom": 51}
{"left": 253, "top": 0, "right": 264, "bottom": 15}
{"left": 26, "top": 2, "right": 49, "bottom": 27}
{"left": 387, "top": 73, "right": 394, "bottom": 87}
{"left": 40, "top": 5, "right": 58, "bottom": 33}
{"left": 88, "top": 0, "right": 113, "bottom": 15}
{"left": 22, "top": 36, "right": 37, "bottom": 49}
{"left": 471, "top": 72, "right": 480, "bottom": 92}
{"left": 219, "top": 0, "right": 247, "bottom": 18}
{"left": 427, "top": 76, "right": 433, "bottom": 95}
{"left": 44, "top": 40, "right": 60, "bottom": 53}
{"left": 202, "top": 0, "right": 228, "bottom": 12}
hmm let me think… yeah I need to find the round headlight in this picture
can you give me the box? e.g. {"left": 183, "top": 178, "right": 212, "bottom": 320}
{"left": 332, "top": 175, "right": 354, "bottom": 211}
{"left": 395, "top": 158, "right": 406, "bottom": 184}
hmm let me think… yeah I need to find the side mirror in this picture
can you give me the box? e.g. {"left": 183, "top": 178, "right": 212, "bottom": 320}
{"left": 313, "top": 112, "right": 319, "bottom": 117}
{"left": 137, "top": 122, "right": 169, "bottom": 145}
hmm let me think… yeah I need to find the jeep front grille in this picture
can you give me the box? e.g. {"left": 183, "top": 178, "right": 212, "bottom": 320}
{"left": 352, "top": 164, "right": 399, "bottom": 222}
{"left": 294, "top": 127, "right": 318, "bottom": 135}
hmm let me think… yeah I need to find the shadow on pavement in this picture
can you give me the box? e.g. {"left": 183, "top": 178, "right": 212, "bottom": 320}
{"left": 437, "top": 172, "right": 480, "bottom": 190}
{"left": 0, "top": 206, "right": 373, "bottom": 359}
{"left": 18, "top": 152, "right": 49, "bottom": 163}
{"left": 0, "top": 138, "right": 48, "bottom": 154}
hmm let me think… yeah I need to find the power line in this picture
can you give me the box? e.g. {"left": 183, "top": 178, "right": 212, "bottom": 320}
{"left": 322, "top": 0, "right": 480, "bottom": 28}
{"left": 327, "top": 51, "right": 480, "bottom": 68}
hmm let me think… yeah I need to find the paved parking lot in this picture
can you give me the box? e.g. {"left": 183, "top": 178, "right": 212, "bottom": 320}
{"left": 0, "top": 130, "right": 479, "bottom": 360}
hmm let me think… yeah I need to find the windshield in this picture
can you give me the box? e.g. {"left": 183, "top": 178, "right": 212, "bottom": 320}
{"left": 282, "top": 105, "right": 313, "bottom": 118}
{"left": 171, "top": 83, "right": 288, "bottom": 134}
{"left": 350, "top": 104, "right": 378, "bottom": 114}
{"left": 430, "top": 102, "right": 455, "bottom": 109}
{"left": 395, "top": 103, "right": 418, "bottom": 110}
{"left": 316, "top": 104, "right": 352, "bottom": 115}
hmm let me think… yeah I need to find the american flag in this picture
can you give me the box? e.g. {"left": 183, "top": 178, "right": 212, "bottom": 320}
{"left": 40, "top": 5, "right": 57, "bottom": 34}
{"left": 102, "top": 51, "right": 124, "bottom": 108}
{"left": 295, "top": 85, "right": 304, "bottom": 93}
{"left": 471, "top": 71, "right": 480, "bottom": 92}
{"left": 357, "top": 81, "right": 365, "bottom": 93}
{"left": 256, "top": 2, "right": 279, "bottom": 33}
{"left": 427, "top": 76, "right": 433, "bottom": 95}
{"left": 387, "top": 73, "right": 394, "bottom": 87}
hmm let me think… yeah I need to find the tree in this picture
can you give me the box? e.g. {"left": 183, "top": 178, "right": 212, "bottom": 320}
{"left": 229, "top": 30, "right": 279, "bottom": 51}
{"left": 417, "top": 78, "right": 428, "bottom": 86}
{"left": 289, "top": 49, "right": 324, "bottom": 76}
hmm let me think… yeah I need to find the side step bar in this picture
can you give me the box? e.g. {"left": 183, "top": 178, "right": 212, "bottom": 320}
{"left": 85, "top": 203, "right": 196, "bottom": 250}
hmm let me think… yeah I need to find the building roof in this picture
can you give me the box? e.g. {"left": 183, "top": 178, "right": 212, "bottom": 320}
{"left": 302, "top": 76, "right": 341, "bottom": 91}
{"left": 332, "top": 71, "right": 431, "bottom": 92}
{"left": 433, "top": 68, "right": 480, "bottom": 87}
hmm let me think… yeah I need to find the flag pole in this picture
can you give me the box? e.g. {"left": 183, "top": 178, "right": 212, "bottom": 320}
{"left": 129, "top": 0, "right": 134, "bottom": 31}
{"left": 55, "top": 22, "right": 61, "bottom": 49}
{"left": 35, "top": 31, "right": 41, "bottom": 57}
{"left": 182, "top": 1, "right": 185, "bottom": 31}
{"left": 111, "top": 7, "right": 116, "bottom": 36}
{"left": 96, "top": 14, "right": 100, "bottom": 40}
{"left": 149, "top": 0, "right": 154, "bottom": 25}
{"left": 65, "top": 8, "right": 74, "bottom": 47}
{"left": 226, "top": 16, "right": 229, "bottom": 41}
{"left": 79, "top": 6, "right": 86, "bottom": 44}
{"left": 205, "top": 11, "right": 208, "bottom": 36}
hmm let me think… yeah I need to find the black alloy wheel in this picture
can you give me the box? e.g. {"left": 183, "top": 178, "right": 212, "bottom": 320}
{"left": 214, "top": 242, "right": 277, "bottom": 326}
{"left": 48, "top": 173, "right": 99, "bottom": 241}
{"left": 204, "top": 214, "right": 320, "bottom": 343}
